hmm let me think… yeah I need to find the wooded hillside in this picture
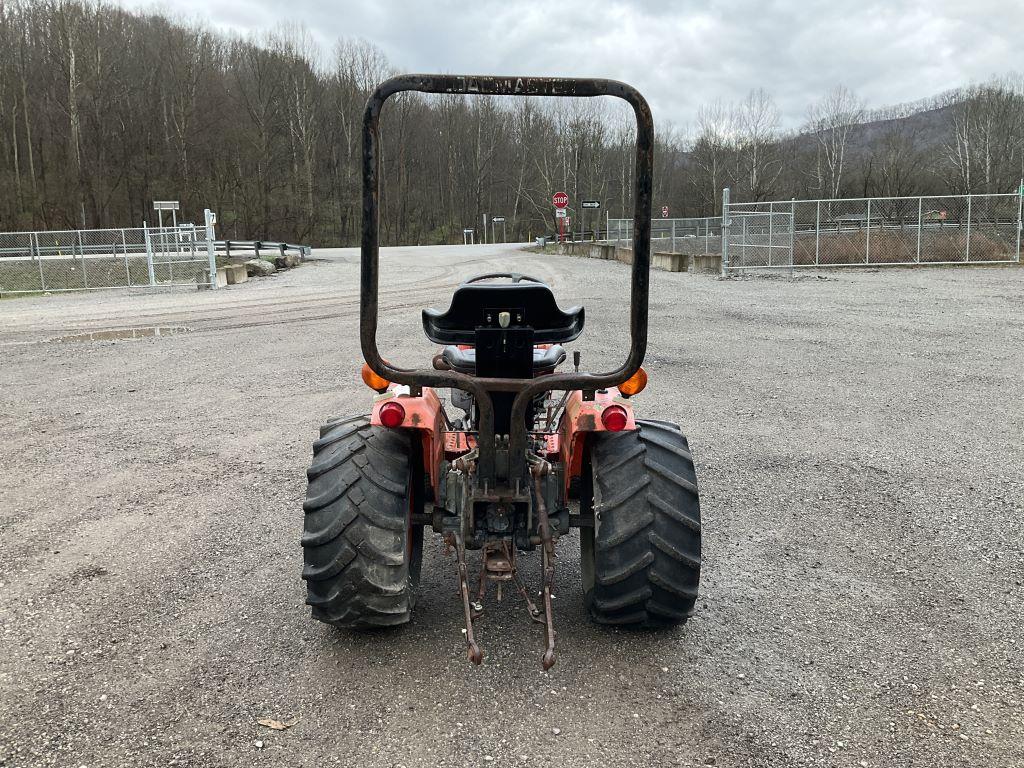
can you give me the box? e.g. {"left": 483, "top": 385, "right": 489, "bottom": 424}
{"left": 1, "top": 1, "right": 1021, "bottom": 244}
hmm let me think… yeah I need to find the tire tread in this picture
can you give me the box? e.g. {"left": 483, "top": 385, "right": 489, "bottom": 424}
{"left": 302, "top": 416, "right": 419, "bottom": 628}
{"left": 586, "top": 419, "right": 702, "bottom": 628}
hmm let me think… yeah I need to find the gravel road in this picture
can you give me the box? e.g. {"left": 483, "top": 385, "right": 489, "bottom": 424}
{"left": 1, "top": 245, "right": 1022, "bottom": 768}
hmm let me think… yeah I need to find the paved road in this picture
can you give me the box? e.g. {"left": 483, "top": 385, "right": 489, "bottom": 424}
{"left": 1, "top": 245, "right": 1022, "bottom": 767}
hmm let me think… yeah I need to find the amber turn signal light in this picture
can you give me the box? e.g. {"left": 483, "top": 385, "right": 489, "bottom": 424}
{"left": 618, "top": 367, "right": 648, "bottom": 397}
{"left": 361, "top": 362, "right": 390, "bottom": 392}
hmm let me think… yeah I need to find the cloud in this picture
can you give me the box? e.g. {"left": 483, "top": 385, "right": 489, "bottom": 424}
{"left": 115, "top": 0, "right": 1023, "bottom": 127}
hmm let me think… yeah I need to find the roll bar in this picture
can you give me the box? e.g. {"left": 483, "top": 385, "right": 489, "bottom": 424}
{"left": 360, "top": 75, "right": 653, "bottom": 482}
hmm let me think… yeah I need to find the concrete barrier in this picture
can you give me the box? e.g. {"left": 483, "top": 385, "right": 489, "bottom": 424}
{"left": 224, "top": 264, "right": 249, "bottom": 285}
{"left": 553, "top": 241, "right": 704, "bottom": 273}
{"left": 687, "top": 253, "right": 723, "bottom": 274}
{"left": 198, "top": 266, "right": 230, "bottom": 289}
{"left": 652, "top": 251, "right": 686, "bottom": 272}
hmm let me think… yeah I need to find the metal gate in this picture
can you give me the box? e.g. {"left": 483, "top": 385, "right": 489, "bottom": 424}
{"left": 722, "top": 191, "right": 795, "bottom": 274}
{"left": 145, "top": 225, "right": 213, "bottom": 286}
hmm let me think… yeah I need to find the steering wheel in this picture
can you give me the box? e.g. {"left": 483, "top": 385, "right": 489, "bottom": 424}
{"left": 464, "top": 273, "right": 544, "bottom": 285}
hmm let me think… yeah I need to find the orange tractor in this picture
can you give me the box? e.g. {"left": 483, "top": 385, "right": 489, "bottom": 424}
{"left": 302, "top": 75, "right": 701, "bottom": 669}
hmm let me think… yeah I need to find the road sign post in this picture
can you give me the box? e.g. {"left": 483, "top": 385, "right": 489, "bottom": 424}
{"left": 492, "top": 216, "right": 506, "bottom": 243}
{"left": 552, "top": 192, "right": 568, "bottom": 242}
{"left": 581, "top": 201, "right": 600, "bottom": 240}
{"left": 154, "top": 200, "right": 180, "bottom": 230}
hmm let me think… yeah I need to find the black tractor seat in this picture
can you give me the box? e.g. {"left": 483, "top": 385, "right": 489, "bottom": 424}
{"left": 422, "top": 276, "right": 584, "bottom": 345}
{"left": 440, "top": 344, "right": 566, "bottom": 375}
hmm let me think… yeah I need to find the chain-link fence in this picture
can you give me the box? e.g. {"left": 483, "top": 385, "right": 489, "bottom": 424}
{"left": 723, "top": 191, "right": 1023, "bottom": 273}
{"left": 608, "top": 216, "right": 722, "bottom": 256}
{"left": 0, "top": 225, "right": 216, "bottom": 294}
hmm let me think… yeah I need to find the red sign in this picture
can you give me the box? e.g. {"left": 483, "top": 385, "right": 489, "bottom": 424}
{"left": 552, "top": 192, "right": 569, "bottom": 209}
{"left": 661, "top": 206, "right": 669, "bottom": 218}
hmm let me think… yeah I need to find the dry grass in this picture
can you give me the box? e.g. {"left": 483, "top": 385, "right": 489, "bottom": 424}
{"left": 793, "top": 226, "right": 1017, "bottom": 265}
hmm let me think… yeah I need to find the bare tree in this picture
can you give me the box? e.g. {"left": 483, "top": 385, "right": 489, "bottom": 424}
{"left": 860, "top": 107, "right": 929, "bottom": 197}
{"left": 271, "top": 26, "right": 322, "bottom": 240}
{"left": 734, "top": 88, "right": 783, "bottom": 201}
{"left": 944, "top": 79, "right": 1024, "bottom": 194}
{"left": 689, "top": 100, "right": 735, "bottom": 214}
{"left": 805, "top": 85, "right": 864, "bottom": 198}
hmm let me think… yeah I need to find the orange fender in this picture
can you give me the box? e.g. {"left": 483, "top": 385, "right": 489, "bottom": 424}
{"left": 371, "top": 386, "right": 445, "bottom": 498}
{"left": 559, "top": 388, "right": 636, "bottom": 492}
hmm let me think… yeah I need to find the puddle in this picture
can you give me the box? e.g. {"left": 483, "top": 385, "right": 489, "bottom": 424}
{"left": 55, "top": 326, "right": 191, "bottom": 342}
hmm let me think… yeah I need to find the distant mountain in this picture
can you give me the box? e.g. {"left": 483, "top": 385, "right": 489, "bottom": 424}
{"left": 847, "top": 103, "right": 956, "bottom": 153}
{"left": 783, "top": 101, "right": 958, "bottom": 158}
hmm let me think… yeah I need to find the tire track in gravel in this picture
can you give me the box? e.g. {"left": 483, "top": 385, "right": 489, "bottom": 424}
{"left": 2, "top": 251, "right": 550, "bottom": 341}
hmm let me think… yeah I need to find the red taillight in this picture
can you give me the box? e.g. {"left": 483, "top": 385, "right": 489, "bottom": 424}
{"left": 601, "top": 405, "right": 628, "bottom": 432}
{"left": 378, "top": 401, "right": 406, "bottom": 428}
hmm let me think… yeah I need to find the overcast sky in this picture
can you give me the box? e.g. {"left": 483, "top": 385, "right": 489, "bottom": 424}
{"left": 122, "top": 0, "right": 1020, "bottom": 128}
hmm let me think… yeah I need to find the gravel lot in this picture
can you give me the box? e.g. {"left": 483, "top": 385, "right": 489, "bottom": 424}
{"left": 1, "top": 245, "right": 1022, "bottom": 768}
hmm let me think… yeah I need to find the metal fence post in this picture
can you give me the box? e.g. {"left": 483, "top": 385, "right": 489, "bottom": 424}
{"left": 814, "top": 200, "right": 821, "bottom": 265}
{"left": 33, "top": 231, "right": 44, "bottom": 291}
{"left": 921, "top": 195, "right": 929, "bottom": 264}
{"left": 1016, "top": 180, "right": 1023, "bottom": 263}
{"left": 721, "top": 187, "right": 730, "bottom": 275}
{"left": 789, "top": 199, "right": 795, "bottom": 267}
{"left": 77, "top": 229, "right": 88, "bottom": 288}
{"left": 671, "top": 220, "right": 676, "bottom": 253}
{"left": 865, "top": 198, "right": 872, "bottom": 264}
{"left": 768, "top": 201, "right": 774, "bottom": 267}
{"left": 965, "top": 194, "right": 972, "bottom": 263}
{"left": 144, "top": 221, "right": 156, "bottom": 286}
{"left": 121, "top": 228, "right": 131, "bottom": 286}
{"left": 204, "top": 209, "right": 218, "bottom": 289}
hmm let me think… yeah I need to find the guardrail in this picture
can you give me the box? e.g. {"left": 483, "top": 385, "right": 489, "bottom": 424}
{"left": 216, "top": 240, "right": 312, "bottom": 259}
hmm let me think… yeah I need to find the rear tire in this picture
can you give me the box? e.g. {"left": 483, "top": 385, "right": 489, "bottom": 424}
{"left": 582, "top": 419, "right": 701, "bottom": 628}
{"left": 301, "top": 415, "right": 423, "bottom": 628}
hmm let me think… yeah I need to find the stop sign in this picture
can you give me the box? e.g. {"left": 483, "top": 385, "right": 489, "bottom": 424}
{"left": 552, "top": 192, "right": 569, "bottom": 209}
